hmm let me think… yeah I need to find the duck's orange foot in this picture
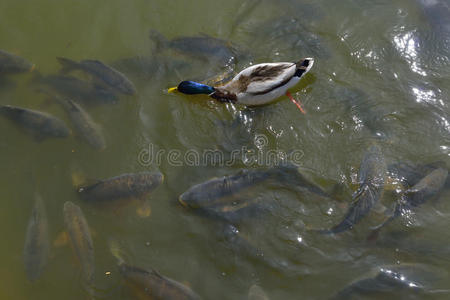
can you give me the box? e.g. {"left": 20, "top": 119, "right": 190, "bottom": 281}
{"left": 286, "top": 91, "right": 306, "bottom": 114}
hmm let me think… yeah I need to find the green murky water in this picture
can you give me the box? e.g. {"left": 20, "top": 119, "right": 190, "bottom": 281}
{"left": 1, "top": 0, "right": 450, "bottom": 299}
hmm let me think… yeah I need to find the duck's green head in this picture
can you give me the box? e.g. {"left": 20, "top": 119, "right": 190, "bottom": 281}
{"left": 168, "top": 81, "right": 215, "bottom": 95}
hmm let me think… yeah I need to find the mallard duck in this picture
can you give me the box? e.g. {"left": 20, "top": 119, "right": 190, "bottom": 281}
{"left": 168, "top": 58, "right": 314, "bottom": 113}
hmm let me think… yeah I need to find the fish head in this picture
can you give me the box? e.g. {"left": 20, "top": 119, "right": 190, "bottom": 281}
{"left": 178, "top": 189, "right": 200, "bottom": 209}
{"left": 178, "top": 178, "right": 233, "bottom": 209}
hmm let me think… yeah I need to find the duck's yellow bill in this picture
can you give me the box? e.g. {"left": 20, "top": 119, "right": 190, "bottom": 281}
{"left": 168, "top": 87, "right": 177, "bottom": 93}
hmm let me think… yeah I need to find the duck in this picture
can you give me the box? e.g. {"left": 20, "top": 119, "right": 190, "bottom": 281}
{"left": 168, "top": 58, "right": 314, "bottom": 113}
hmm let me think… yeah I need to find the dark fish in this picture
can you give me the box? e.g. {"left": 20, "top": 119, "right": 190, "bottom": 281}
{"left": 248, "top": 284, "right": 270, "bottom": 300}
{"left": 388, "top": 161, "right": 450, "bottom": 188}
{"left": 109, "top": 242, "right": 201, "bottom": 300}
{"left": 77, "top": 172, "right": 164, "bottom": 202}
{"left": 0, "top": 105, "right": 70, "bottom": 141}
{"left": 371, "top": 168, "right": 448, "bottom": 234}
{"left": 63, "top": 201, "right": 94, "bottom": 283}
{"left": 34, "top": 74, "right": 118, "bottom": 105}
{"left": 57, "top": 57, "right": 136, "bottom": 95}
{"left": 179, "top": 165, "right": 327, "bottom": 216}
{"left": 396, "top": 168, "right": 448, "bottom": 211}
{"left": 23, "top": 195, "right": 49, "bottom": 282}
{"left": 332, "top": 264, "right": 441, "bottom": 300}
{"left": 321, "top": 145, "right": 386, "bottom": 234}
{"left": 117, "top": 264, "right": 202, "bottom": 300}
{"left": 149, "top": 30, "right": 249, "bottom": 65}
{"left": 0, "top": 49, "right": 34, "bottom": 75}
{"left": 52, "top": 94, "right": 106, "bottom": 150}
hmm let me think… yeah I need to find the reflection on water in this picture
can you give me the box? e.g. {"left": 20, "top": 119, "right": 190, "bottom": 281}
{"left": 0, "top": 0, "right": 449, "bottom": 299}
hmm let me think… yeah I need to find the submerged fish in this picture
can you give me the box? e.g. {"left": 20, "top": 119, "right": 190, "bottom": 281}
{"left": 179, "top": 165, "right": 327, "bottom": 217}
{"left": 321, "top": 145, "right": 386, "bottom": 234}
{"left": 0, "top": 49, "right": 34, "bottom": 75}
{"left": 396, "top": 168, "right": 448, "bottom": 212}
{"left": 110, "top": 240, "right": 201, "bottom": 300}
{"left": 77, "top": 172, "right": 164, "bottom": 202}
{"left": 388, "top": 161, "right": 450, "bottom": 188}
{"left": 248, "top": 284, "right": 270, "bottom": 300}
{"left": 52, "top": 94, "right": 105, "bottom": 150}
{"left": 371, "top": 167, "right": 448, "bottom": 234}
{"left": 118, "top": 264, "right": 202, "bottom": 300}
{"left": 63, "top": 201, "right": 94, "bottom": 283}
{"left": 34, "top": 74, "right": 118, "bottom": 105}
{"left": 57, "top": 57, "right": 136, "bottom": 95}
{"left": 332, "top": 264, "right": 443, "bottom": 300}
{"left": 23, "top": 195, "right": 50, "bottom": 282}
{"left": 149, "top": 30, "right": 248, "bottom": 65}
{"left": 0, "top": 105, "right": 70, "bottom": 141}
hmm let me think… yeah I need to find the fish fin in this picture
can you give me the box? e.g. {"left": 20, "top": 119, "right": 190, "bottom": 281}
{"left": 136, "top": 200, "right": 151, "bottom": 218}
{"left": 71, "top": 171, "right": 87, "bottom": 188}
{"left": 248, "top": 284, "right": 270, "bottom": 300}
{"left": 149, "top": 29, "right": 169, "bottom": 52}
{"left": 56, "top": 57, "right": 79, "bottom": 73}
{"left": 324, "top": 184, "right": 379, "bottom": 234}
{"left": 53, "top": 231, "right": 69, "bottom": 247}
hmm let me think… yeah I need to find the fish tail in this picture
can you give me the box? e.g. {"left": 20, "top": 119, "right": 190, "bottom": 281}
{"left": 149, "top": 29, "right": 169, "bottom": 52}
{"left": 56, "top": 57, "right": 79, "bottom": 73}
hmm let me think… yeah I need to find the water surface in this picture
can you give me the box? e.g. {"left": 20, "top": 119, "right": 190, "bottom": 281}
{"left": 0, "top": 0, "right": 449, "bottom": 299}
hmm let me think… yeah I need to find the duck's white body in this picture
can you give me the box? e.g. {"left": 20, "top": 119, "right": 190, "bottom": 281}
{"left": 213, "top": 58, "right": 314, "bottom": 106}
